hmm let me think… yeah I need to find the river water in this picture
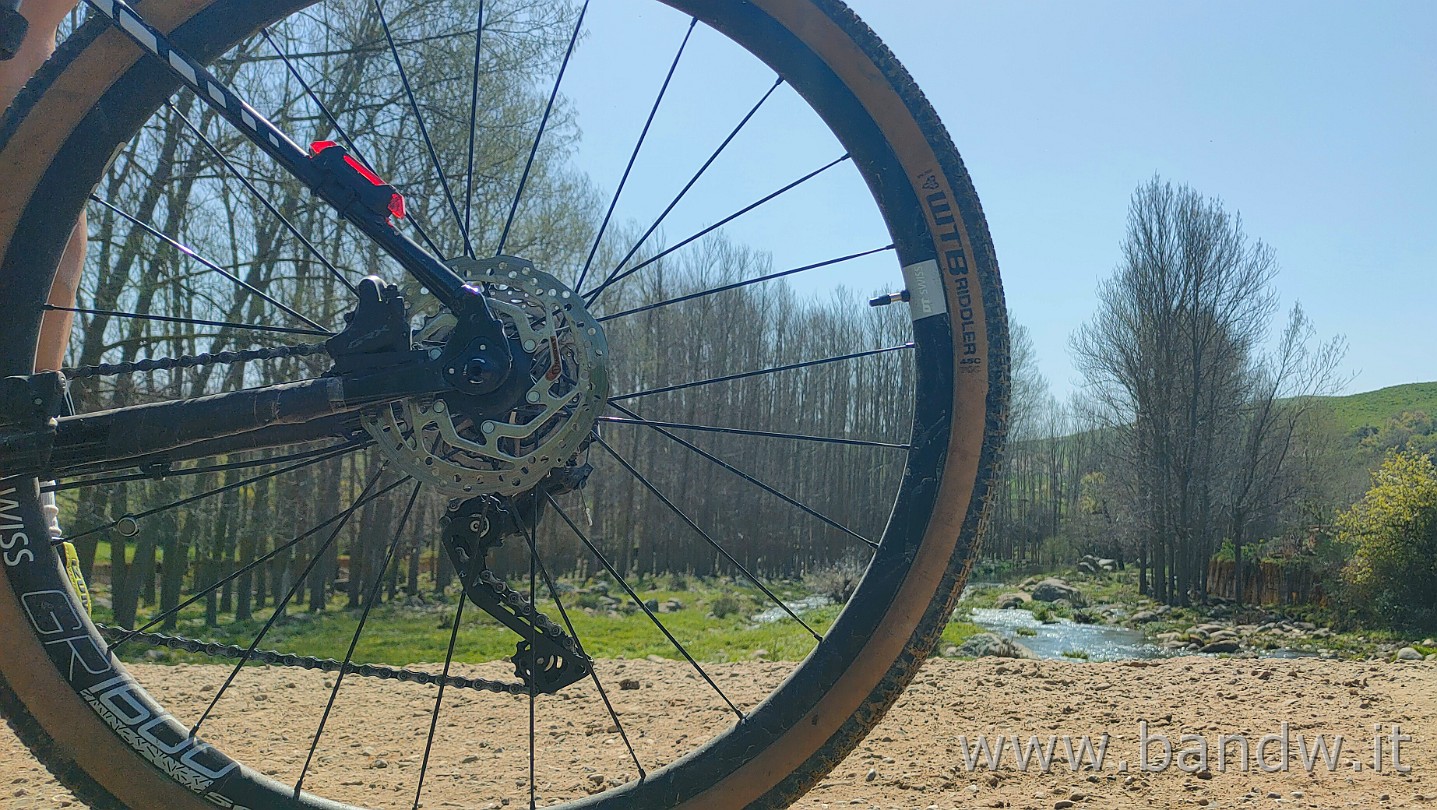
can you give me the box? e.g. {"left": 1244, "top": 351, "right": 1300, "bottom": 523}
{"left": 967, "top": 607, "right": 1168, "bottom": 661}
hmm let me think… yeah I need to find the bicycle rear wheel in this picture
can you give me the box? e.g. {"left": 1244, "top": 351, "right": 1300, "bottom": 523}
{"left": 0, "top": 1, "right": 1007, "bottom": 807}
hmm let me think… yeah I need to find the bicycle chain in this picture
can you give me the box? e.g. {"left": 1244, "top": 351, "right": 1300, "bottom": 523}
{"left": 93, "top": 565, "right": 580, "bottom": 695}
{"left": 94, "top": 623, "right": 528, "bottom": 694}
{"left": 63, "top": 341, "right": 329, "bottom": 380}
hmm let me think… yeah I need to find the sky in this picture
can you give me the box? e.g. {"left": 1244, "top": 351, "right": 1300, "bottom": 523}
{"left": 555, "top": 1, "right": 1436, "bottom": 402}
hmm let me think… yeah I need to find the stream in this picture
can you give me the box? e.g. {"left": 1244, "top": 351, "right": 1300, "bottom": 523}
{"left": 968, "top": 607, "right": 1167, "bottom": 661}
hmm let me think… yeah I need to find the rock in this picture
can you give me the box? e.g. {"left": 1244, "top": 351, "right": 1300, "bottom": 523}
{"left": 1097, "top": 558, "right": 1117, "bottom": 572}
{"left": 957, "top": 633, "right": 1039, "bottom": 660}
{"left": 371, "top": 758, "right": 389, "bottom": 769}
{"left": 749, "top": 649, "right": 770, "bottom": 660}
{"left": 1396, "top": 647, "right": 1423, "bottom": 661}
{"left": 643, "top": 598, "right": 660, "bottom": 612}
{"left": 1030, "top": 578, "right": 1086, "bottom": 606}
{"left": 1076, "top": 559, "right": 1098, "bottom": 574}
{"left": 995, "top": 592, "right": 1031, "bottom": 610}
{"left": 618, "top": 678, "right": 640, "bottom": 690}
{"left": 461, "top": 755, "right": 479, "bottom": 764}
{"left": 1130, "top": 610, "right": 1161, "bottom": 624}
{"left": 865, "top": 768, "right": 877, "bottom": 782}
{"left": 1055, "top": 801, "right": 1075, "bottom": 809}
{"left": 1200, "top": 640, "right": 1241, "bottom": 654}
{"left": 660, "top": 599, "right": 684, "bottom": 612}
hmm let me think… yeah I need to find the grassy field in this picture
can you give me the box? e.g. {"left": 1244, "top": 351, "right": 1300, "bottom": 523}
{"left": 1314, "top": 380, "right": 1437, "bottom": 433}
{"left": 99, "top": 577, "right": 984, "bottom": 666}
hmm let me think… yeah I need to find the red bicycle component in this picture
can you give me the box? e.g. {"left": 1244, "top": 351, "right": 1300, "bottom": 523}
{"left": 310, "top": 140, "right": 406, "bottom": 220}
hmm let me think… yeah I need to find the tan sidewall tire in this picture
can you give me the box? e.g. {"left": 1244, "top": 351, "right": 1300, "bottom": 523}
{"left": 0, "top": 1, "right": 1007, "bottom": 808}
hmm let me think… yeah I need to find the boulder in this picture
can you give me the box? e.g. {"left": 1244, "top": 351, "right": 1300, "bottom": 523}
{"left": 957, "top": 633, "right": 1039, "bottom": 660}
{"left": 1395, "top": 647, "right": 1423, "bottom": 662}
{"left": 1130, "top": 610, "right": 1162, "bottom": 624}
{"left": 1030, "top": 578, "right": 1086, "bottom": 606}
{"left": 995, "top": 592, "right": 1031, "bottom": 610}
{"left": 1200, "top": 640, "right": 1241, "bottom": 654}
{"left": 1097, "top": 558, "right": 1118, "bottom": 572}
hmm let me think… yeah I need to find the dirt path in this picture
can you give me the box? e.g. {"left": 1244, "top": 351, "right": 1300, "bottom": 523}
{"left": 3, "top": 658, "right": 1433, "bottom": 809}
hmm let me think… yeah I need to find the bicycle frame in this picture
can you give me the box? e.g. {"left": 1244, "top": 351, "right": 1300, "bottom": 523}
{"left": 81, "top": 0, "right": 496, "bottom": 326}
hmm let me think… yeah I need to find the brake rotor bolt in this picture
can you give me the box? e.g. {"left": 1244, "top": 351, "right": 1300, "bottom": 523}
{"left": 428, "top": 348, "right": 442, "bottom": 359}
{"left": 482, "top": 421, "right": 496, "bottom": 434}
{"left": 523, "top": 339, "right": 536, "bottom": 352}
{"left": 527, "top": 391, "right": 541, "bottom": 403}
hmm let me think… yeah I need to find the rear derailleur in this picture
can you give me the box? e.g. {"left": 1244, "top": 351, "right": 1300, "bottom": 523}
{"left": 440, "top": 467, "right": 593, "bottom": 694}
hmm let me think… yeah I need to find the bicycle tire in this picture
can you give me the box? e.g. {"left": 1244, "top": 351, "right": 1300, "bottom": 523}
{"left": 0, "top": 1, "right": 1009, "bottom": 807}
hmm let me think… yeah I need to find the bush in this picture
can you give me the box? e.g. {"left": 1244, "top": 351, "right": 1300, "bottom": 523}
{"left": 1336, "top": 450, "right": 1437, "bottom": 631}
{"left": 806, "top": 557, "right": 865, "bottom": 604}
{"left": 709, "top": 594, "right": 742, "bottom": 619}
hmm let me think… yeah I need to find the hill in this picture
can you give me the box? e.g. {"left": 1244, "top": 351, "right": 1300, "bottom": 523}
{"left": 1315, "top": 381, "right": 1437, "bottom": 434}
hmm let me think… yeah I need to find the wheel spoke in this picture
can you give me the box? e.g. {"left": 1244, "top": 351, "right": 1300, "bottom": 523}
{"left": 597, "top": 245, "right": 894, "bottom": 323}
{"left": 608, "top": 403, "right": 877, "bottom": 550}
{"left": 188, "top": 461, "right": 392, "bottom": 739}
{"left": 597, "top": 76, "right": 785, "bottom": 296}
{"left": 595, "top": 437, "right": 820, "bottom": 639}
{"left": 527, "top": 491, "right": 538, "bottom": 810}
{"left": 585, "top": 153, "right": 851, "bottom": 304}
{"left": 519, "top": 503, "right": 645, "bottom": 780}
{"left": 597, "top": 416, "right": 909, "bottom": 450}
{"left": 67, "top": 440, "right": 363, "bottom": 544}
{"left": 461, "top": 4, "right": 484, "bottom": 257}
{"left": 496, "top": 0, "right": 589, "bottom": 256}
{"left": 50, "top": 440, "right": 370, "bottom": 493}
{"left": 89, "top": 195, "right": 329, "bottom": 333}
{"left": 108, "top": 472, "right": 412, "bottom": 650}
{"left": 258, "top": 26, "right": 446, "bottom": 258}
{"left": 412, "top": 575, "right": 466, "bottom": 810}
{"left": 611, "top": 342, "right": 914, "bottom": 402}
{"left": 373, "top": 0, "right": 472, "bottom": 258}
{"left": 574, "top": 17, "right": 698, "bottom": 292}
{"left": 294, "top": 478, "right": 424, "bottom": 796}
{"left": 41, "top": 304, "right": 330, "bottom": 338}
{"left": 546, "top": 492, "right": 744, "bottom": 719}
{"left": 164, "top": 100, "right": 355, "bottom": 294}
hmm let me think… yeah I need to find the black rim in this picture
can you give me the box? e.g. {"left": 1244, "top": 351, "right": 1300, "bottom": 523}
{"left": 0, "top": 0, "right": 998, "bottom": 807}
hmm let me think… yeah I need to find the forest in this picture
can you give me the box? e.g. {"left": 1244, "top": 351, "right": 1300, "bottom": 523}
{"left": 46, "top": 0, "right": 1434, "bottom": 638}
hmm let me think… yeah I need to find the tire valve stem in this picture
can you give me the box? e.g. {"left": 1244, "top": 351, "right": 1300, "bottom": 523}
{"left": 868, "top": 289, "right": 910, "bottom": 308}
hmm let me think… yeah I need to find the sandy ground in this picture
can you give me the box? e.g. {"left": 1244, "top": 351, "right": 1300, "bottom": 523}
{"left": 2, "top": 657, "right": 1433, "bottom": 809}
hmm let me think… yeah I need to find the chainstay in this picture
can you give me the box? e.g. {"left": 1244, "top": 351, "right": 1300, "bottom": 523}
{"left": 95, "top": 623, "right": 527, "bottom": 695}
{"left": 63, "top": 342, "right": 329, "bottom": 380}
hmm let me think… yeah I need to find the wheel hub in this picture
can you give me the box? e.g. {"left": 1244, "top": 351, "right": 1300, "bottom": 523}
{"left": 364, "top": 255, "right": 608, "bottom": 496}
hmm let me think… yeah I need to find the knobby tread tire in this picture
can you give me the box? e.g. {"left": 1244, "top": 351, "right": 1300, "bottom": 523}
{"left": 0, "top": 1, "right": 1007, "bottom": 808}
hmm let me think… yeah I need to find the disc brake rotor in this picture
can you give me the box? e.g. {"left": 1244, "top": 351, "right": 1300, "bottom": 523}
{"left": 364, "top": 255, "right": 608, "bottom": 496}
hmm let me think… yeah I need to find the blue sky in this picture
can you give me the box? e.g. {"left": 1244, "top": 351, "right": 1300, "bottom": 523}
{"left": 560, "top": 1, "right": 1436, "bottom": 401}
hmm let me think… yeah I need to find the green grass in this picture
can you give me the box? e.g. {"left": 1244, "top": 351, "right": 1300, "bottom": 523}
{"left": 1060, "top": 648, "right": 1089, "bottom": 660}
{"left": 1312, "top": 381, "right": 1437, "bottom": 434}
{"left": 97, "top": 579, "right": 984, "bottom": 666}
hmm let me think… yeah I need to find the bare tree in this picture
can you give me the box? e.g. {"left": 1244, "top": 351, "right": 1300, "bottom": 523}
{"left": 1072, "top": 176, "right": 1281, "bottom": 605}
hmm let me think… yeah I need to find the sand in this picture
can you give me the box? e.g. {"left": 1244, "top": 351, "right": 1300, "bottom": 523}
{"left": 2, "top": 657, "right": 1433, "bottom": 809}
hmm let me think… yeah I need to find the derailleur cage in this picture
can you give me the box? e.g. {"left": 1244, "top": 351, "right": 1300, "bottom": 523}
{"left": 440, "top": 482, "right": 592, "bottom": 693}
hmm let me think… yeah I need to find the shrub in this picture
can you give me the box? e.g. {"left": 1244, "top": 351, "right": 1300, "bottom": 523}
{"left": 806, "top": 557, "right": 865, "bottom": 604}
{"left": 709, "top": 594, "right": 742, "bottom": 619}
{"left": 1336, "top": 450, "right": 1437, "bottom": 631}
